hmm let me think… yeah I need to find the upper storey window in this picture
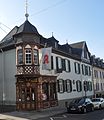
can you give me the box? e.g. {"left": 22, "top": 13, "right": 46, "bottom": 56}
{"left": 17, "top": 49, "right": 23, "bottom": 64}
{"left": 25, "top": 49, "right": 32, "bottom": 64}
{"left": 34, "top": 49, "right": 39, "bottom": 65}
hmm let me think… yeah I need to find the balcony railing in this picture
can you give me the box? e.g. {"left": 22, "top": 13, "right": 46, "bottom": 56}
{"left": 16, "top": 65, "right": 40, "bottom": 75}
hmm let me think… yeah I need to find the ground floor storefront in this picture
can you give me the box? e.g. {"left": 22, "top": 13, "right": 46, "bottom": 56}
{"left": 16, "top": 75, "right": 58, "bottom": 110}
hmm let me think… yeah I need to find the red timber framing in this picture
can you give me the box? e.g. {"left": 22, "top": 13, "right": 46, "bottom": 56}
{"left": 16, "top": 76, "right": 58, "bottom": 110}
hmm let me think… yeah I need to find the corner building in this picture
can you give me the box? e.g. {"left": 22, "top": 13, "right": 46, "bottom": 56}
{"left": 0, "top": 19, "right": 94, "bottom": 110}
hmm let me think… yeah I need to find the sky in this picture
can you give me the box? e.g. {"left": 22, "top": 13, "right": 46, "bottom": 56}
{"left": 0, "top": 0, "right": 104, "bottom": 59}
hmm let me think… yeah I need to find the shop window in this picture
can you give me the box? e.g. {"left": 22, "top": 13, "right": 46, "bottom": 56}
{"left": 42, "top": 83, "right": 49, "bottom": 101}
{"left": 50, "top": 83, "right": 56, "bottom": 100}
{"left": 65, "top": 79, "right": 72, "bottom": 93}
{"left": 25, "top": 49, "right": 32, "bottom": 64}
{"left": 76, "top": 80, "right": 82, "bottom": 92}
{"left": 17, "top": 49, "right": 23, "bottom": 64}
{"left": 21, "top": 88, "right": 25, "bottom": 101}
{"left": 34, "top": 49, "right": 39, "bottom": 65}
{"left": 26, "top": 88, "right": 31, "bottom": 101}
{"left": 31, "top": 88, "right": 35, "bottom": 101}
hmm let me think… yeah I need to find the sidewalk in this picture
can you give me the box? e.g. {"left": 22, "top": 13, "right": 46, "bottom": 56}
{"left": 0, "top": 106, "right": 66, "bottom": 120}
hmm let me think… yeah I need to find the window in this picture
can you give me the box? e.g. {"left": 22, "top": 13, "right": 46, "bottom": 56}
{"left": 25, "top": 49, "right": 32, "bottom": 64}
{"left": 76, "top": 80, "right": 82, "bottom": 92}
{"left": 81, "top": 64, "right": 85, "bottom": 75}
{"left": 88, "top": 66, "right": 91, "bottom": 76}
{"left": 84, "top": 81, "right": 88, "bottom": 91}
{"left": 17, "top": 49, "right": 23, "bottom": 64}
{"left": 100, "top": 71, "right": 102, "bottom": 79}
{"left": 50, "top": 83, "right": 56, "bottom": 100}
{"left": 61, "top": 59, "right": 66, "bottom": 71}
{"left": 85, "top": 65, "right": 88, "bottom": 75}
{"left": 88, "top": 82, "right": 92, "bottom": 91}
{"left": 94, "top": 70, "right": 98, "bottom": 78}
{"left": 74, "top": 62, "right": 80, "bottom": 74}
{"left": 65, "top": 79, "right": 72, "bottom": 93}
{"left": 66, "top": 60, "right": 71, "bottom": 72}
{"left": 42, "top": 83, "right": 49, "bottom": 100}
{"left": 34, "top": 49, "right": 38, "bottom": 65}
{"left": 57, "top": 79, "right": 64, "bottom": 93}
{"left": 56, "top": 57, "right": 62, "bottom": 73}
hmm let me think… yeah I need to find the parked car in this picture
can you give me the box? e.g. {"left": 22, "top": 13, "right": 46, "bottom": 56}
{"left": 92, "top": 98, "right": 104, "bottom": 109}
{"left": 67, "top": 97, "right": 94, "bottom": 113}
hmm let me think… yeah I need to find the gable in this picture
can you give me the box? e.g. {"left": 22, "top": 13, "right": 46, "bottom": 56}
{"left": 81, "top": 42, "right": 90, "bottom": 62}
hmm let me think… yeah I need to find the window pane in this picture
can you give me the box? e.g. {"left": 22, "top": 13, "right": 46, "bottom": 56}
{"left": 57, "top": 79, "right": 64, "bottom": 93}
{"left": 17, "top": 49, "right": 23, "bottom": 64}
{"left": 34, "top": 49, "right": 38, "bottom": 65}
{"left": 66, "top": 79, "right": 72, "bottom": 92}
{"left": 50, "top": 83, "right": 56, "bottom": 99}
{"left": 42, "top": 83, "right": 49, "bottom": 100}
{"left": 25, "top": 49, "right": 32, "bottom": 64}
{"left": 76, "top": 80, "right": 82, "bottom": 92}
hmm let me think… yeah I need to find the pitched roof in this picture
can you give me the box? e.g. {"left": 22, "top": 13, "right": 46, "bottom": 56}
{"left": 0, "top": 20, "right": 40, "bottom": 49}
{"left": 48, "top": 36, "right": 59, "bottom": 42}
{"left": 70, "top": 41, "right": 85, "bottom": 49}
{"left": 16, "top": 20, "right": 39, "bottom": 35}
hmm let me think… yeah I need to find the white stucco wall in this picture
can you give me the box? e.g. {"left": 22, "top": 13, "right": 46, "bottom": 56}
{"left": 40, "top": 51, "right": 94, "bottom": 101}
{"left": 0, "top": 49, "right": 16, "bottom": 105}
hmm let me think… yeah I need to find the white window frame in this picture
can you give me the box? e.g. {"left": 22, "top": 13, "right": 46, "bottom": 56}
{"left": 25, "top": 49, "right": 32, "bottom": 64}
{"left": 34, "top": 49, "right": 38, "bottom": 65}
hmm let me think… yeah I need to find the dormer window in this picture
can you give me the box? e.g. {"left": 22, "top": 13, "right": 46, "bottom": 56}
{"left": 55, "top": 42, "right": 58, "bottom": 49}
{"left": 25, "top": 49, "right": 32, "bottom": 64}
{"left": 17, "top": 49, "right": 23, "bottom": 64}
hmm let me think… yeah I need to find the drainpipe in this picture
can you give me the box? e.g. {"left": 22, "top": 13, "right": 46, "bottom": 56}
{"left": 1, "top": 49, "right": 5, "bottom": 112}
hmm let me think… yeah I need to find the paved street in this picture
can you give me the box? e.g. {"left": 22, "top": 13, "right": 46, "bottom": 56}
{"left": 36, "top": 109, "right": 104, "bottom": 120}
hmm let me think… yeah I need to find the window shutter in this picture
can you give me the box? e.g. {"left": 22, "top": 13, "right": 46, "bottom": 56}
{"left": 74, "top": 62, "right": 77, "bottom": 73}
{"left": 78, "top": 63, "right": 80, "bottom": 74}
{"left": 56, "top": 57, "right": 58, "bottom": 72}
{"left": 63, "top": 80, "right": 65, "bottom": 92}
{"left": 57, "top": 80, "right": 60, "bottom": 92}
{"left": 68, "top": 60, "right": 71, "bottom": 72}
{"left": 51, "top": 56, "right": 53, "bottom": 69}
{"left": 82, "top": 64, "right": 84, "bottom": 75}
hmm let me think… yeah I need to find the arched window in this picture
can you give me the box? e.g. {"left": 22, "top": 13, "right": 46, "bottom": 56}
{"left": 25, "top": 49, "right": 32, "bottom": 64}
{"left": 17, "top": 49, "right": 23, "bottom": 64}
{"left": 76, "top": 80, "right": 82, "bottom": 92}
{"left": 65, "top": 79, "right": 72, "bottom": 93}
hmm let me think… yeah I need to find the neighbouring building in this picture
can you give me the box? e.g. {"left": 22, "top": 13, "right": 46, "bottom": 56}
{"left": 0, "top": 17, "right": 103, "bottom": 111}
